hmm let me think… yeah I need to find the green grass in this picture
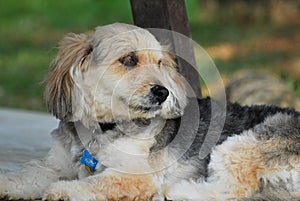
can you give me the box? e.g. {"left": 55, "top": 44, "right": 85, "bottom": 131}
{"left": 0, "top": 0, "right": 133, "bottom": 111}
{"left": 0, "top": 0, "right": 299, "bottom": 112}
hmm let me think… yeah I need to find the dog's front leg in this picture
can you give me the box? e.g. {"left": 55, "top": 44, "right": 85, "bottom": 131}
{"left": 45, "top": 169, "right": 158, "bottom": 201}
{"left": 0, "top": 140, "right": 77, "bottom": 200}
{"left": 0, "top": 160, "right": 60, "bottom": 200}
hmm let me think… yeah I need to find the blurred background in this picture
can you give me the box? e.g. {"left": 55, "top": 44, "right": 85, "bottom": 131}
{"left": 0, "top": 0, "right": 299, "bottom": 112}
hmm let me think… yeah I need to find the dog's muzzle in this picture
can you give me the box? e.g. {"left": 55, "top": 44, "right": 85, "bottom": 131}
{"left": 150, "top": 85, "right": 169, "bottom": 105}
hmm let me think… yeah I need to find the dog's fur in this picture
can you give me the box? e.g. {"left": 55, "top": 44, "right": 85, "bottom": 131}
{"left": 1, "top": 23, "right": 300, "bottom": 201}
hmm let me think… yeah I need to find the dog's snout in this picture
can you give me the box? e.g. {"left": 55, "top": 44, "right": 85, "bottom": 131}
{"left": 151, "top": 85, "right": 169, "bottom": 104}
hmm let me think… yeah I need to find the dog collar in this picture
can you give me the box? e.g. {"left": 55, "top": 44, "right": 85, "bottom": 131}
{"left": 80, "top": 149, "right": 99, "bottom": 175}
{"left": 68, "top": 121, "right": 114, "bottom": 175}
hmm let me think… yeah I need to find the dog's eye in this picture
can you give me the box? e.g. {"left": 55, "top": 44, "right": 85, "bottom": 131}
{"left": 119, "top": 53, "right": 138, "bottom": 67}
{"left": 158, "top": 59, "right": 162, "bottom": 68}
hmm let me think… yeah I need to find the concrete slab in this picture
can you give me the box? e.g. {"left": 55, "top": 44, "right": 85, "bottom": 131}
{"left": 0, "top": 108, "right": 59, "bottom": 171}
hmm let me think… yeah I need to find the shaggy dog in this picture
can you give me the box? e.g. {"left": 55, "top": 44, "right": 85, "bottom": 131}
{"left": 0, "top": 23, "right": 300, "bottom": 201}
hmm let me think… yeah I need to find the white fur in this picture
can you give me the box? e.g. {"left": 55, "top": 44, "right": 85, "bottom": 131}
{"left": 69, "top": 23, "right": 187, "bottom": 128}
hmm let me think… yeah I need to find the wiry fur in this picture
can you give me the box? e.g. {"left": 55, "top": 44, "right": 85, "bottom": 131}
{"left": 1, "top": 23, "right": 300, "bottom": 201}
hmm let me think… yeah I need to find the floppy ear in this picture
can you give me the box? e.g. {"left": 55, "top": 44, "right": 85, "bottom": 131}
{"left": 44, "top": 33, "right": 93, "bottom": 121}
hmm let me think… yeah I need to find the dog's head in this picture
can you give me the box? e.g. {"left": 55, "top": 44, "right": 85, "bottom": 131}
{"left": 45, "top": 23, "right": 187, "bottom": 127}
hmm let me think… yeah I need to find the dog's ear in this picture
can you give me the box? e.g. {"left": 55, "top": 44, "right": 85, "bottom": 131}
{"left": 44, "top": 33, "right": 93, "bottom": 120}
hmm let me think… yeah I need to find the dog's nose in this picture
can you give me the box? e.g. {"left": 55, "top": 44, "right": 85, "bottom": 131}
{"left": 151, "top": 85, "right": 169, "bottom": 104}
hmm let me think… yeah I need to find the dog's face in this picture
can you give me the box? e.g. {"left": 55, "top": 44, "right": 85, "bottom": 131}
{"left": 45, "top": 23, "right": 187, "bottom": 126}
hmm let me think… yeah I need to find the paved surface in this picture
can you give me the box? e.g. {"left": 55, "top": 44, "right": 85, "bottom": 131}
{"left": 0, "top": 108, "right": 59, "bottom": 171}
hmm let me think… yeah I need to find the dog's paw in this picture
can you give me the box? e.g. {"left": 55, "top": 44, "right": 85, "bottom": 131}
{"left": 165, "top": 180, "right": 213, "bottom": 201}
{"left": 0, "top": 172, "right": 10, "bottom": 199}
{"left": 45, "top": 190, "right": 71, "bottom": 201}
{"left": 44, "top": 180, "right": 105, "bottom": 201}
{"left": 0, "top": 175, "right": 25, "bottom": 200}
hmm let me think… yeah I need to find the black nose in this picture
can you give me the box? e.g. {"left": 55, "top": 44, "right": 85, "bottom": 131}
{"left": 151, "top": 85, "right": 169, "bottom": 104}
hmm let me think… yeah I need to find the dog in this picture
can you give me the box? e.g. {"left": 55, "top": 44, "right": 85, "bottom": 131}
{"left": 0, "top": 23, "right": 300, "bottom": 201}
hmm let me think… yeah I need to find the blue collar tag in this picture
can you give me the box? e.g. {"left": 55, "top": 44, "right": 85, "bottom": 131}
{"left": 80, "top": 149, "right": 99, "bottom": 175}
